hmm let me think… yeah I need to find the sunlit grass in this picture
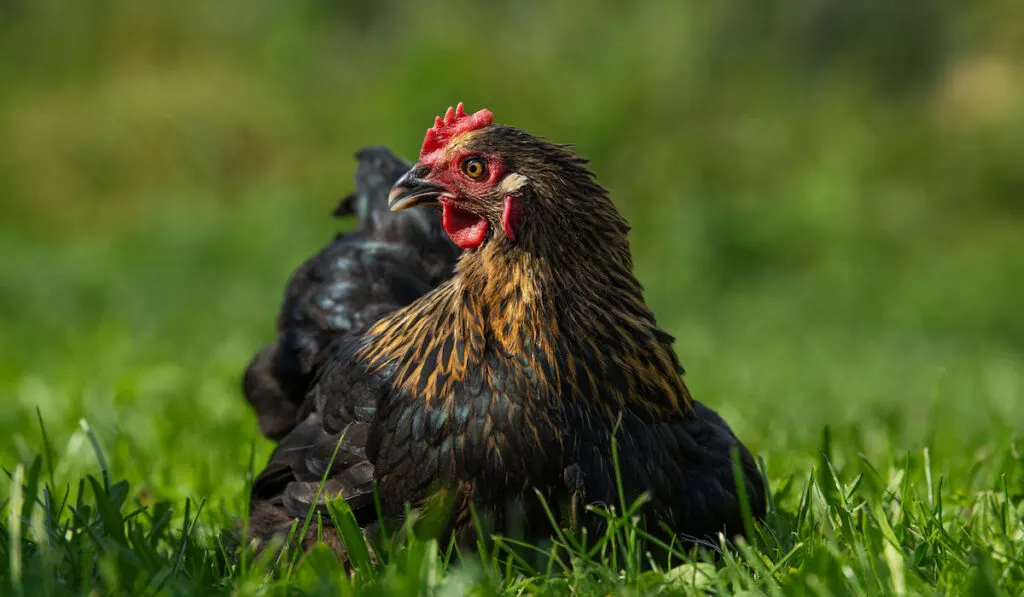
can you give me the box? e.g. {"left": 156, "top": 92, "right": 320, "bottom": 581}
{"left": 2, "top": 406, "right": 1021, "bottom": 595}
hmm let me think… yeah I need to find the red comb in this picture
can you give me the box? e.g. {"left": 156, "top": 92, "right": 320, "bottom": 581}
{"left": 419, "top": 102, "right": 493, "bottom": 163}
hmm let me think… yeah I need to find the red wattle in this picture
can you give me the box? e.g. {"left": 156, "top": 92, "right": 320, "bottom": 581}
{"left": 442, "top": 203, "right": 489, "bottom": 249}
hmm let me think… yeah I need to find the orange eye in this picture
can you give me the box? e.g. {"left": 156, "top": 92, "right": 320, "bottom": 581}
{"left": 461, "top": 157, "right": 487, "bottom": 180}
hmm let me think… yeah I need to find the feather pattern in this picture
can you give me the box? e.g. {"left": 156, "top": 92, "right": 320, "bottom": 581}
{"left": 245, "top": 126, "right": 766, "bottom": 559}
{"left": 242, "top": 146, "right": 459, "bottom": 440}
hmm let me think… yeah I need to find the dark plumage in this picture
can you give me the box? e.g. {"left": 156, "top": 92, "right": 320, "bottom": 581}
{"left": 244, "top": 107, "right": 766, "bottom": 560}
{"left": 243, "top": 147, "right": 459, "bottom": 441}
{"left": 244, "top": 146, "right": 459, "bottom": 552}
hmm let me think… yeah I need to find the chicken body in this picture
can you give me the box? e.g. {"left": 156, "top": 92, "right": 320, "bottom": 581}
{"left": 244, "top": 147, "right": 459, "bottom": 551}
{"left": 243, "top": 147, "right": 459, "bottom": 440}
{"left": 245, "top": 109, "right": 766, "bottom": 557}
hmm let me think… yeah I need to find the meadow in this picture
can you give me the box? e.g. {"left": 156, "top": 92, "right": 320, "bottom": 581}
{"left": 1, "top": 1, "right": 1023, "bottom": 594}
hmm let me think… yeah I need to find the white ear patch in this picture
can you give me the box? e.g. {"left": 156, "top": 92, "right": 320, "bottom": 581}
{"left": 497, "top": 172, "right": 529, "bottom": 195}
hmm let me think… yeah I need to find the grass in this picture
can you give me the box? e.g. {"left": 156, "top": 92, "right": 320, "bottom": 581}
{"left": 2, "top": 0, "right": 1024, "bottom": 594}
{"left": 6, "top": 396, "right": 1021, "bottom": 596}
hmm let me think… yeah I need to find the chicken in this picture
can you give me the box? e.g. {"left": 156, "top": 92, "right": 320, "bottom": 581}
{"left": 245, "top": 105, "right": 767, "bottom": 558}
{"left": 243, "top": 146, "right": 459, "bottom": 441}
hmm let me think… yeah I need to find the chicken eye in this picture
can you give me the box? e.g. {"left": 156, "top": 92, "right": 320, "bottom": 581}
{"left": 461, "top": 157, "right": 487, "bottom": 180}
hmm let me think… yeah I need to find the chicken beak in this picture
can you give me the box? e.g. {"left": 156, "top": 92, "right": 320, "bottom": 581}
{"left": 389, "top": 165, "right": 447, "bottom": 211}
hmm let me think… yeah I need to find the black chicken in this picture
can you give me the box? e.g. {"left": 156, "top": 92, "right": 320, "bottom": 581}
{"left": 243, "top": 146, "right": 459, "bottom": 441}
{"left": 244, "top": 105, "right": 767, "bottom": 557}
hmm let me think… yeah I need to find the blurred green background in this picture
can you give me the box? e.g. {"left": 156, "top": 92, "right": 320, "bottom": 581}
{"left": 0, "top": 0, "right": 1022, "bottom": 515}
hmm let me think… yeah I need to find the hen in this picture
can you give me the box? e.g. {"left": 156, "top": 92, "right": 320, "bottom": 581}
{"left": 243, "top": 146, "right": 459, "bottom": 441}
{"left": 245, "top": 105, "right": 767, "bottom": 557}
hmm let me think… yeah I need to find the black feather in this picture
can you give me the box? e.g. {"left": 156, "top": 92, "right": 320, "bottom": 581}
{"left": 245, "top": 146, "right": 459, "bottom": 553}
